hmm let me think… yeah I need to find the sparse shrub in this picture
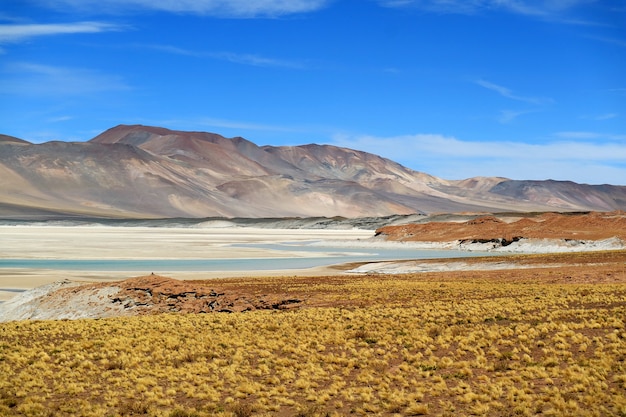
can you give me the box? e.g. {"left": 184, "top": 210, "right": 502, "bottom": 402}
{"left": 295, "top": 405, "right": 322, "bottom": 417}
{"left": 406, "top": 403, "right": 429, "bottom": 415}
{"left": 231, "top": 402, "right": 253, "bottom": 417}
{"left": 427, "top": 325, "right": 442, "bottom": 339}
{"left": 169, "top": 408, "right": 200, "bottom": 417}
{"left": 118, "top": 400, "right": 150, "bottom": 415}
{"left": 105, "top": 359, "right": 125, "bottom": 370}
{"left": 353, "top": 328, "right": 369, "bottom": 340}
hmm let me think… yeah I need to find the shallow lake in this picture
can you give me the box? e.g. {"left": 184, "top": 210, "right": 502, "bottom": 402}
{"left": 0, "top": 241, "right": 495, "bottom": 273}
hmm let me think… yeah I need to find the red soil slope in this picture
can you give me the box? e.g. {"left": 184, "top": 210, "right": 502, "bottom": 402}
{"left": 375, "top": 211, "right": 626, "bottom": 242}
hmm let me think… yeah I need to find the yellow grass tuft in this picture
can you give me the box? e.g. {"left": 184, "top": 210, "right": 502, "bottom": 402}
{"left": 0, "top": 274, "right": 625, "bottom": 416}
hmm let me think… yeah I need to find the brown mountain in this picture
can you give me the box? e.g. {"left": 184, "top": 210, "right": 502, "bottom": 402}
{"left": 1, "top": 124, "right": 625, "bottom": 219}
{"left": 0, "top": 134, "right": 29, "bottom": 144}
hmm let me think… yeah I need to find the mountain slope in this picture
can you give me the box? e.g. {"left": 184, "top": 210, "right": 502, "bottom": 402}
{"left": 0, "top": 134, "right": 29, "bottom": 144}
{"left": 1, "top": 124, "right": 625, "bottom": 218}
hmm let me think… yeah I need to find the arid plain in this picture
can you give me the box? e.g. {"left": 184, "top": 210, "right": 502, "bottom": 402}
{"left": 1, "top": 212, "right": 625, "bottom": 416}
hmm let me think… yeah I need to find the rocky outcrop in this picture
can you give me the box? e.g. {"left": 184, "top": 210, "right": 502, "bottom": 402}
{"left": 110, "top": 275, "right": 303, "bottom": 314}
{"left": 0, "top": 275, "right": 304, "bottom": 322}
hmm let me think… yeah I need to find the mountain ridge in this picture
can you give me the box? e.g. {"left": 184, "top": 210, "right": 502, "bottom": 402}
{"left": 1, "top": 124, "right": 625, "bottom": 219}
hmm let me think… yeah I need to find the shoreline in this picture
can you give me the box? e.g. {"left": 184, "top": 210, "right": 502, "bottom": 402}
{"left": 0, "top": 225, "right": 373, "bottom": 260}
{"left": 1, "top": 225, "right": 624, "bottom": 303}
{"left": 0, "top": 226, "right": 373, "bottom": 300}
{"left": 0, "top": 265, "right": 347, "bottom": 302}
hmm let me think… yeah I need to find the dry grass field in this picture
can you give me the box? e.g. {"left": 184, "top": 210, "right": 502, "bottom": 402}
{"left": 1, "top": 251, "right": 626, "bottom": 416}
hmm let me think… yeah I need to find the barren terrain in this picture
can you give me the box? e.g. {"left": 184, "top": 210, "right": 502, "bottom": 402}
{"left": 1, "top": 254, "right": 625, "bottom": 416}
{"left": 1, "top": 211, "right": 625, "bottom": 416}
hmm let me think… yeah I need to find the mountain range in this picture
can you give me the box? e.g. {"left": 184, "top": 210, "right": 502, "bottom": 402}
{"left": 1, "top": 124, "right": 625, "bottom": 219}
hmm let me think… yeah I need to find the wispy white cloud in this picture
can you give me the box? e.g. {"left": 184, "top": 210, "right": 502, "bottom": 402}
{"left": 555, "top": 131, "right": 626, "bottom": 141}
{"left": 585, "top": 35, "right": 626, "bottom": 48}
{"left": 554, "top": 131, "right": 603, "bottom": 139}
{"left": 0, "top": 62, "right": 130, "bottom": 96}
{"left": 0, "top": 22, "right": 124, "bottom": 43}
{"left": 475, "top": 79, "right": 552, "bottom": 105}
{"left": 495, "top": 0, "right": 592, "bottom": 18}
{"left": 498, "top": 109, "right": 538, "bottom": 123}
{"left": 47, "top": 115, "right": 74, "bottom": 123}
{"left": 475, "top": 80, "right": 551, "bottom": 123}
{"left": 195, "top": 117, "right": 298, "bottom": 132}
{"left": 139, "top": 116, "right": 300, "bottom": 134}
{"left": 379, "top": 0, "right": 486, "bottom": 15}
{"left": 334, "top": 132, "right": 626, "bottom": 161}
{"left": 594, "top": 113, "right": 618, "bottom": 121}
{"left": 378, "top": 0, "right": 590, "bottom": 15}
{"left": 580, "top": 113, "right": 619, "bottom": 122}
{"left": 378, "top": 0, "right": 601, "bottom": 24}
{"left": 330, "top": 132, "right": 626, "bottom": 183}
{"left": 142, "top": 44, "right": 203, "bottom": 57}
{"left": 141, "top": 44, "right": 304, "bottom": 68}
{"left": 34, "top": 0, "right": 330, "bottom": 18}
{"left": 213, "top": 52, "right": 304, "bottom": 68}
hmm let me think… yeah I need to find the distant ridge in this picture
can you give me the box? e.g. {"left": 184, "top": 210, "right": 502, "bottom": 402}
{"left": 1, "top": 124, "right": 625, "bottom": 219}
{"left": 0, "top": 134, "right": 29, "bottom": 144}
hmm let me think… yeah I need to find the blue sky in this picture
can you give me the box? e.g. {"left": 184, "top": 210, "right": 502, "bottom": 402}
{"left": 1, "top": 0, "right": 625, "bottom": 184}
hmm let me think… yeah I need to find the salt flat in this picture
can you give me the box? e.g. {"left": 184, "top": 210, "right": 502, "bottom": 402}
{"left": 3, "top": 221, "right": 623, "bottom": 303}
{"left": 0, "top": 225, "right": 373, "bottom": 300}
{"left": 0, "top": 225, "right": 372, "bottom": 259}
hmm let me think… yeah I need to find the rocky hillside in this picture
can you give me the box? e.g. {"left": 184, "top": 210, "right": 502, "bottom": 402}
{"left": 1, "top": 124, "right": 626, "bottom": 218}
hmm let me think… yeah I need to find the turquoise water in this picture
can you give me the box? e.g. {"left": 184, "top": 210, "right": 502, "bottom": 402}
{"left": 0, "top": 243, "right": 495, "bottom": 272}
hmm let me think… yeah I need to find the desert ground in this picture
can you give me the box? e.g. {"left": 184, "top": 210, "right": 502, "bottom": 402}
{"left": 1, "top": 212, "right": 625, "bottom": 416}
{"left": 1, "top": 253, "right": 625, "bottom": 416}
